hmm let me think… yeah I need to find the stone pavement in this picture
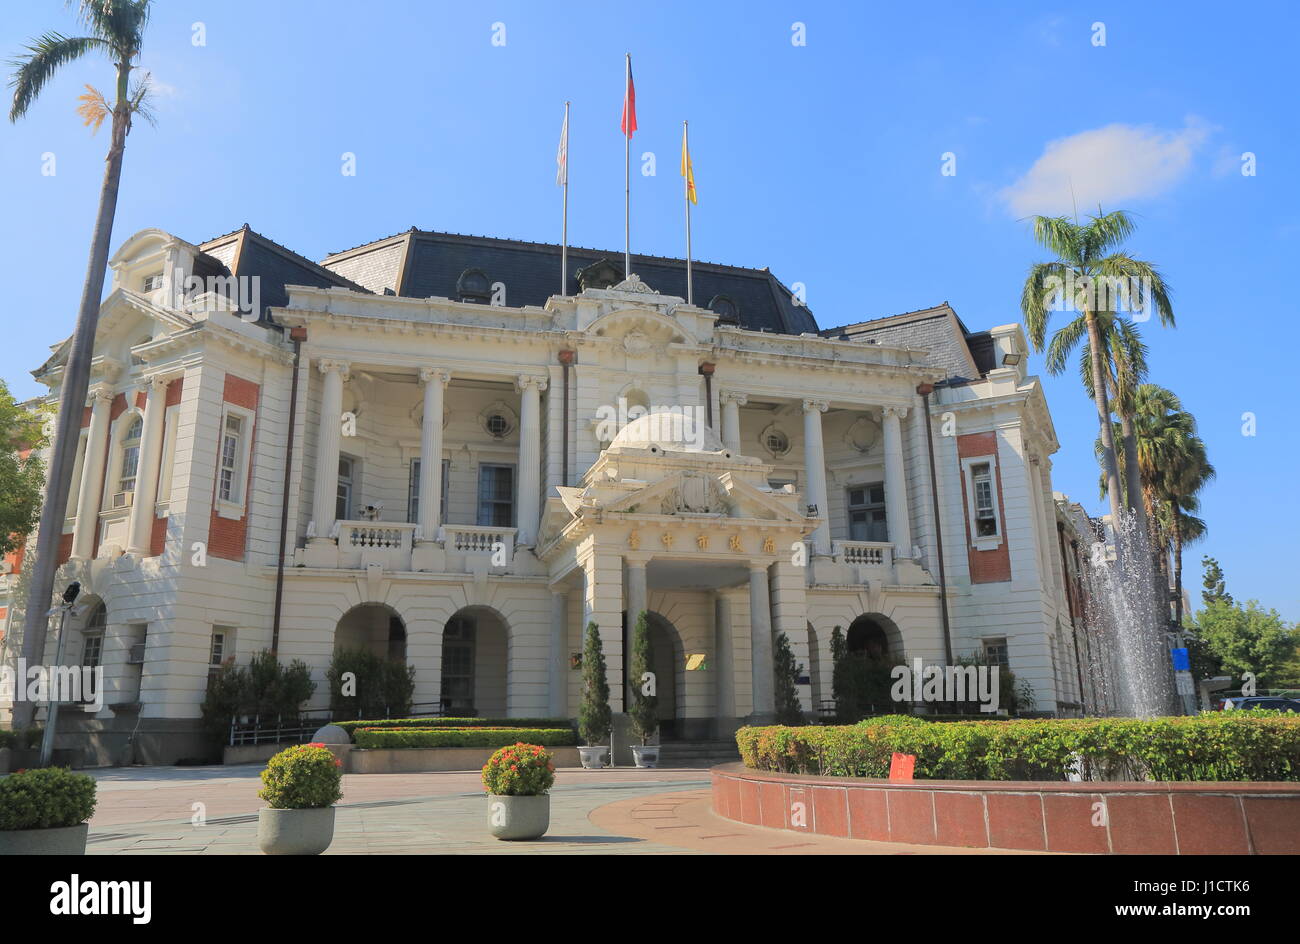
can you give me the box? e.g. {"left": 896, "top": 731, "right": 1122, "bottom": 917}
{"left": 83, "top": 765, "right": 1030, "bottom": 854}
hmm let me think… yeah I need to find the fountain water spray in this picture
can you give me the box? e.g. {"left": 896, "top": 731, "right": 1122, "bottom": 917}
{"left": 1080, "top": 510, "right": 1181, "bottom": 717}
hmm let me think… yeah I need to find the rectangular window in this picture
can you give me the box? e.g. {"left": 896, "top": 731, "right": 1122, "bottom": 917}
{"left": 982, "top": 637, "right": 1008, "bottom": 667}
{"left": 477, "top": 464, "right": 514, "bottom": 527}
{"left": 847, "top": 483, "right": 888, "bottom": 542}
{"left": 218, "top": 414, "right": 243, "bottom": 502}
{"left": 408, "top": 458, "right": 451, "bottom": 524}
{"left": 209, "top": 631, "right": 226, "bottom": 666}
{"left": 336, "top": 456, "right": 354, "bottom": 521}
{"left": 142, "top": 272, "right": 164, "bottom": 292}
{"left": 441, "top": 616, "right": 475, "bottom": 714}
{"left": 971, "top": 462, "right": 996, "bottom": 536}
{"left": 82, "top": 633, "right": 103, "bottom": 669}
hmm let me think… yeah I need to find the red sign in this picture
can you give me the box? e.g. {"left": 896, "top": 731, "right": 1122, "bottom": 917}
{"left": 889, "top": 752, "right": 916, "bottom": 781}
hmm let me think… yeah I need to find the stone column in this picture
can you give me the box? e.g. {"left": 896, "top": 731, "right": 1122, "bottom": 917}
{"left": 549, "top": 589, "right": 568, "bottom": 717}
{"left": 582, "top": 550, "right": 624, "bottom": 711}
{"left": 516, "top": 374, "right": 547, "bottom": 545}
{"left": 713, "top": 592, "right": 736, "bottom": 733}
{"left": 769, "top": 560, "right": 810, "bottom": 711}
{"left": 126, "top": 376, "right": 171, "bottom": 556}
{"left": 625, "top": 558, "right": 648, "bottom": 625}
{"left": 720, "top": 391, "right": 747, "bottom": 454}
{"left": 881, "top": 406, "right": 913, "bottom": 556}
{"left": 310, "top": 359, "right": 348, "bottom": 544}
{"left": 72, "top": 386, "right": 114, "bottom": 560}
{"left": 417, "top": 368, "right": 449, "bottom": 541}
{"left": 748, "top": 563, "right": 775, "bottom": 721}
{"left": 801, "top": 399, "right": 830, "bottom": 555}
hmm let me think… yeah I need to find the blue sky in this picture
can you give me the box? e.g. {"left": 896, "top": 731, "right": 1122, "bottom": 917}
{"left": 2, "top": 1, "right": 1296, "bottom": 619}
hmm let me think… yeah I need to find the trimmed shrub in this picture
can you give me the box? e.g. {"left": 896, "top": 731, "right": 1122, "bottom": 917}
{"left": 0, "top": 727, "right": 43, "bottom": 750}
{"left": 201, "top": 650, "right": 317, "bottom": 739}
{"left": 259, "top": 743, "right": 344, "bottom": 810}
{"left": 0, "top": 767, "right": 97, "bottom": 830}
{"left": 326, "top": 647, "right": 415, "bottom": 720}
{"left": 628, "top": 611, "right": 658, "bottom": 744}
{"left": 481, "top": 743, "right": 556, "bottom": 796}
{"left": 737, "top": 712, "right": 1300, "bottom": 782}
{"left": 333, "top": 717, "right": 571, "bottom": 737}
{"left": 353, "top": 727, "right": 576, "bottom": 749}
{"left": 773, "top": 632, "right": 805, "bottom": 726}
{"left": 578, "top": 622, "right": 611, "bottom": 746}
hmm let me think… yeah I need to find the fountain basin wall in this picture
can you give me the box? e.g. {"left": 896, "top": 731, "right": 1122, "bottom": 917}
{"left": 711, "top": 763, "right": 1300, "bottom": 854}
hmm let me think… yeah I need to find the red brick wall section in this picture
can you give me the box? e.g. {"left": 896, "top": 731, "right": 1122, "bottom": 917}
{"left": 956, "top": 431, "right": 1012, "bottom": 584}
{"left": 109, "top": 392, "right": 127, "bottom": 422}
{"left": 149, "top": 377, "right": 184, "bottom": 558}
{"left": 712, "top": 766, "right": 1300, "bottom": 854}
{"left": 207, "top": 374, "right": 259, "bottom": 561}
{"left": 56, "top": 532, "right": 74, "bottom": 568}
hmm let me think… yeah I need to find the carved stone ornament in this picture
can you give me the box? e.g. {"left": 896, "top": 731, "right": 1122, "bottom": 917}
{"left": 612, "top": 274, "right": 658, "bottom": 294}
{"left": 659, "top": 472, "right": 726, "bottom": 515}
{"left": 844, "top": 415, "right": 880, "bottom": 454}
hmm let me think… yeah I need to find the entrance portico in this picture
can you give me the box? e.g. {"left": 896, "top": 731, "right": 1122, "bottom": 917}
{"left": 538, "top": 411, "right": 815, "bottom": 735}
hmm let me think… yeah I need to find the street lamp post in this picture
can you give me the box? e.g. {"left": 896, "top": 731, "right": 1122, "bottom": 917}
{"left": 38, "top": 581, "right": 81, "bottom": 768}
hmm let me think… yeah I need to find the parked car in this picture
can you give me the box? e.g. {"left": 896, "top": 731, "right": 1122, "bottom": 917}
{"left": 1220, "top": 696, "right": 1300, "bottom": 712}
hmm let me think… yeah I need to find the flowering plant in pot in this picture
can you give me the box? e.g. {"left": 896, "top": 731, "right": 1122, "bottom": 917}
{"left": 482, "top": 742, "right": 555, "bottom": 840}
{"left": 577, "top": 622, "right": 612, "bottom": 768}
{"left": 257, "top": 743, "right": 343, "bottom": 855}
{"left": 628, "top": 610, "right": 661, "bottom": 768}
{"left": 0, "top": 767, "right": 97, "bottom": 855}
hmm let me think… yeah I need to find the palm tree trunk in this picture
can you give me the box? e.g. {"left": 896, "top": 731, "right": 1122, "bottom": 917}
{"left": 1119, "top": 412, "right": 1145, "bottom": 525}
{"left": 1172, "top": 503, "right": 1185, "bottom": 628}
{"left": 1085, "top": 309, "right": 1125, "bottom": 541}
{"left": 12, "top": 61, "right": 130, "bottom": 730}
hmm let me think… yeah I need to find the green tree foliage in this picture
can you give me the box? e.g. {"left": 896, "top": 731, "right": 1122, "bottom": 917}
{"left": 201, "top": 650, "right": 317, "bottom": 739}
{"left": 0, "top": 380, "right": 46, "bottom": 557}
{"left": 578, "top": 622, "right": 611, "bottom": 746}
{"left": 773, "top": 632, "right": 805, "bottom": 725}
{"left": 1201, "top": 556, "right": 1232, "bottom": 607}
{"left": 325, "top": 647, "right": 415, "bottom": 720}
{"left": 1190, "top": 599, "right": 1296, "bottom": 687}
{"left": 830, "top": 626, "right": 896, "bottom": 722}
{"left": 627, "top": 611, "right": 658, "bottom": 743}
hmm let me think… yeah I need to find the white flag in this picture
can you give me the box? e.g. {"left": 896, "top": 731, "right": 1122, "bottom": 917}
{"left": 556, "top": 109, "right": 569, "bottom": 186}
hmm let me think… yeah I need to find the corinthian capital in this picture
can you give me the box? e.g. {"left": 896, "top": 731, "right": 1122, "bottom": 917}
{"left": 419, "top": 367, "right": 450, "bottom": 387}
{"left": 317, "top": 358, "right": 351, "bottom": 380}
{"left": 801, "top": 398, "right": 828, "bottom": 414}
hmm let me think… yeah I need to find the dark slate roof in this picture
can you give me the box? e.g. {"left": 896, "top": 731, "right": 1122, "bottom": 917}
{"left": 196, "top": 225, "right": 371, "bottom": 323}
{"left": 319, "top": 229, "right": 819, "bottom": 336}
{"left": 822, "top": 303, "right": 990, "bottom": 383}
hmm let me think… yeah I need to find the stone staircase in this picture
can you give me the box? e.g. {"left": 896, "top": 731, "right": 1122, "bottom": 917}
{"left": 652, "top": 739, "right": 741, "bottom": 768}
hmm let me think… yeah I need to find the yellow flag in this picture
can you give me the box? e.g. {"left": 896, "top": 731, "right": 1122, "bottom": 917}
{"left": 681, "top": 124, "right": 697, "bottom": 204}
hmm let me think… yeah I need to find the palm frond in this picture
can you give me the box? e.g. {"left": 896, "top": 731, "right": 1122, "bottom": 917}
{"left": 1097, "top": 254, "right": 1175, "bottom": 327}
{"left": 1083, "top": 210, "right": 1136, "bottom": 261}
{"left": 69, "top": 0, "right": 151, "bottom": 54}
{"left": 1044, "top": 314, "right": 1087, "bottom": 375}
{"left": 1019, "top": 260, "right": 1069, "bottom": 352}
{"left": 7, "top": 31, "right": 109, "bottom": 121}
{"left": 1030, "top": 216, "right": 1082, "bottom": 264}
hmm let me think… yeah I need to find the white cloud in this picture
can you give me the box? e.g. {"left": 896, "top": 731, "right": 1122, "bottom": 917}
{"left": 999, "top": 119, "right": 1210, "bottom": 217}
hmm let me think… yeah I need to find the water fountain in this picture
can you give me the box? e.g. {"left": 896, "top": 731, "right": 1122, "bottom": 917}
{"left": 1080, "top": 510, "right": 1181, "bottom": 717}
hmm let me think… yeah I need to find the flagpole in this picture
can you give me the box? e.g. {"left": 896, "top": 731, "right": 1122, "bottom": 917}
{"left": 683, "top": 120, "right": 693, "bottom": 306}
{"left": 561, "top": 101, "right": 569, "bottom": 296}
{"left": 624, "top": 53, "right": 632, "bottom": 278}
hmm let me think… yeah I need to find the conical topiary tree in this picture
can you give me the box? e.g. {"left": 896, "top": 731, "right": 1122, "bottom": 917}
{"left": 578, "top": 622, "right": 611, "bottom": 746}
{"left": 628, "top": 610, "right": 659, "bottom": 744}
{"left": 773, "top": 631, "right": 805, "bottom": 726}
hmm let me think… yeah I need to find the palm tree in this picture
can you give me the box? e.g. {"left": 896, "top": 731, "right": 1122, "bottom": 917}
{"left": 7, "top": 0, "right": 153, "bottom": 729}
{"left": 1021, "top": 211, "right": 1174, "bottom": 540}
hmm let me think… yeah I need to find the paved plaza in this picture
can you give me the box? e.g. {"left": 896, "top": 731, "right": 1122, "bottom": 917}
{"left": 81, "top": 765, "right": 1017, "bottom": 855}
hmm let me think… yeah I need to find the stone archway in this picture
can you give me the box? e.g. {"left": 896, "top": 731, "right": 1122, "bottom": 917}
{"left": 838, "top": 613, "right": 905, "bottom": 719}
{"left": 336, "top": 603, "right": 406, "bottom": 661}
{"left": 440, "top": 606, "right": 509, "bottom": 718}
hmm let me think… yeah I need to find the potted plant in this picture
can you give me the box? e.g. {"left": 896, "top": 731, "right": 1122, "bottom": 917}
{"left": 628, "top": 610, "right": 660, "bottom": 767}
{"left": 481, "top": 742, "right": 555, "bottom": 840}
{"left": 577, "top": 622, "right": 612, "bottom": 768}
{"left": 0, "top": 766, "right": 97, "bottom": 855}
{"left": 256, "top": 743, "right": 343, "bottom": 855}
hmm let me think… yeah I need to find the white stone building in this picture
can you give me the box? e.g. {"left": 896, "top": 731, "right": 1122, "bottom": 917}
{"left": 0, "top": 225, "right": 1085, "bottom": 763}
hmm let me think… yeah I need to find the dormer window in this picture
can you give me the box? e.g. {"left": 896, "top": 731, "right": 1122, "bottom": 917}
{"left": 457, "top": 268, "right": 491, "bottom": 303}
{"left": 708, "top": 294, "right": 739, "bottom": 323}
{"left": 142, "top": 272, "right": 164, "bottom": 292}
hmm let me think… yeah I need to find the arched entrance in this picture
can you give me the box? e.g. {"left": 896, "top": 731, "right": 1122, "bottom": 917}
{"left": 441, "top": 606, "right": 508, "bottom": 717}
{"left": 336, "top": 604, "right": 406, "bottom": 661}
{"left": 622, "top": 610, "right": 684, "bottom": 737}
{"left": 837, "top": 613, "right": 904, "bottom": 721}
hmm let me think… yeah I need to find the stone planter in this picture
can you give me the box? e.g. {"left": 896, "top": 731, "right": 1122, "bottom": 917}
{"left": 257, "top": 806, "right": 336, "bottom": 855}
{"left": 0, "top": 823, "right": 89, "bottom": 856}
{"left": 487, "top": 794, "right": 551, "bottom": 841}
{"left": 577, "top": 745, "right": 609, "bottom": 769}
{"left": 631, "top": 744, "right": 660, "bottom": 768}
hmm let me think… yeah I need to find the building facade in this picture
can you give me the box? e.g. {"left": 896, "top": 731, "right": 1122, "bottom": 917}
{"left": 1, "top": 225, "right": 1083, "bottom": 763}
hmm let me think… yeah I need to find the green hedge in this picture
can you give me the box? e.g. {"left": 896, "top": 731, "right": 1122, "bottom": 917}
{"left": 353, "top": 727, "right": 577, "bottom": 749}
{"left": 737, "top": 712, "right": 1300, "bottom": 782}
{"left": 334, "top": 717, "right": 571, "bottom": 739}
